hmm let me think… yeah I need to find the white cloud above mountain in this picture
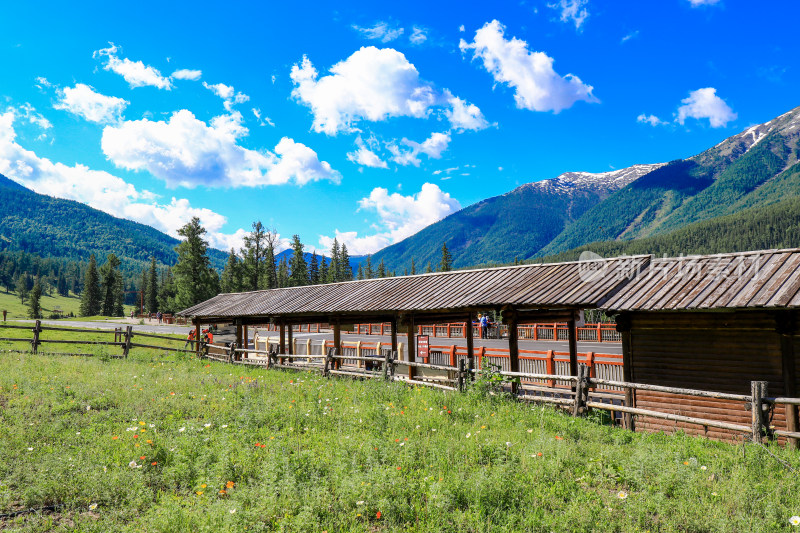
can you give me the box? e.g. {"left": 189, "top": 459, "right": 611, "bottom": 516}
{"left": 54, "top": 83, "right": 128, "bottom": 124}
{"left": 548, "top": 0, "right": 590, "bottom": 30}
{"left": 388, "top": 132, "right": 451, "bottom": 167}
{"left": 460, "top": 20, "right": 598, "bottom": 113}
{"left": 319, "top": 182, "right": 460, "bottom": 255}
{"left": 93, "top": 43, "right": 173, "bottom": 90}
{"left": 637, "top": 113, "right": 667, "bottom": 127}
{"left": 352, "top": 22, "right": 404, "bottom": 42}
{"left": 676, "top": 87, "right": 736, "bottom": 128}
{"left": 347, "top": 137, "right": 388, "bottom": 168}
{"left": 101, "top": 109, "right": 341, "bottom": 188}
{"left": 0, "top": 110, "right": 246, "bottom": 250}
{"left": 290, "top": 46, "right": 487, "bottom": 134}
{"left": 202, "top": 81, "right": 250, "bottom": 111}
{"left": 172, "top": 69, "right": 202, "bottom": 81}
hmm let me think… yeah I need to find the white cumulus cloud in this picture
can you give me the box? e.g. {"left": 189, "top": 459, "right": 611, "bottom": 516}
{"left": 352, "top": 22, "right": 404, "bottom": 42}
{"left": 347, "top": 137, "right": 388, "bottom": 168}
{"left": 460, "top": 20, "right": 598, "bottom": 113}
{"left": 676, "top": 87, "right": 736, "bottom": 128}
{"left": 687, "top": 0, "right": 720, "bottom": 6}
{"left": 0, "top": 110, "right": 244, "bottom": 250}
{"left": 388, "top": 132, "right": 451, "bottom": 167}
{"left": 93, "top": 43, "right": 173, "bottom": 90}
{"left": 290, "top": 46, "right": 487, "bottom": 134}
{"left": 637, "top": 114, "right": 667, "bottom": 127}
{"left": 409, "top": 26, "right": 428, "bottom": 45}
{"left": 171, "top": 69, "right": 202, "bottom": 81}
{"left": 548, "top": 0, "right": 589, "bottom": 30}
{"left": 54, "top": 84, "right": 128, "bottom": 124}
{"left": 203, "top": 82, "right": 249, "bottom": 112}
{"left": 319, "top": 182, "right": 461, "bottom": 255}
{"left": 101, "top": 109, "right": 340, "bottom": 188}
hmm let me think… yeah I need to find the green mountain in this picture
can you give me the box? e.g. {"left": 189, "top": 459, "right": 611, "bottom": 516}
{"left": 371, "top": 105, "right": 800, "bottom": 271}
{"left": 0, "top": 173, "right": 228, "bottom": 272}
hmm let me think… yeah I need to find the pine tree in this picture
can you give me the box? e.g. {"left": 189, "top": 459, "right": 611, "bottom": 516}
{"left": 289, "top": 235, "right": 309, "bottom": 286}
{"left": 440, "top": 243, "right": 452, "bottom": 272}
{"left": 28, "top": 278, "right": 42, "bottom": 319}
{"left": 221, "top": 249, "right": 242, "bottom": 293}
{"left": 15, "top": 273, "right": 28, "bottom": 304}
{"left": 357, "top": 263, "right": 364, "bottom": 280}
{"left": 242, "top": 221, "right": 267, "bottom": 291}
{"left": 411, "top": 258, "right": 416, "bottom": 275}
{"left": 327, "top": 240, "right": 340, "bottom": 283}
{"left": 264, "top": 231, "right": 278, "bottom": 289}
{"left": 309, "top": 251, "right": 320, "bottom": 284}
{"left": 147, "top": 257, "right": 159, "bottom": 312}
{"left": 378, "top": 258, "right": 387, "bottom": 278}
{"left": 79, "top": 254, "right": 101, "bottom": 316}
{"left": 320, "top": 255, "right": 329, "bottom": 284}
{"left": 57, "top": 272, "right": 68, "bottom": 297}
{"left": 363, "top": 256, "right": 373, "bottom": 279}
{"left": 173, "top": 217, "right": 217, "bottom": 311}
{"left": 100, "top": 254, "right": 123, "bottom": 316}
{"left": 157, "top": 269, "right": 177, "bottom": 313}
{"left": 277, "top": 257, "right": 290, "bottom": 288}
{"left": 340, "top": 244, "right": 353, "bottom": 281}
{"left": 425, "top": 261, "right": 433, "bottom": 273}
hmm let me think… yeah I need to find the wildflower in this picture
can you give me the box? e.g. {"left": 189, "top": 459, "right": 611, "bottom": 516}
{"left": 505, "top": 442, "right": 512, "bottom": 447}
{"left": 112, "top": 436, "right": 119, "bottom": 440}
{"left": 683, "top": 461, "right": 689, "bottom": 466}
{"left": 376, "top": 511, "right": 382, "bottom": 519}
{"left": 196, "top": 491, "right": 204, "bottom": 496}
{"left": 229, "top": 509, "right": 236, "bottom": 514}
{"left": 27, "top": 447, "right": 33, "bottom": 451}
{"left": 791, "top": 516, "right": 800, "bottom": 526}
{"left": 179, "top": 427, "right": 186, "bottom": 432}
{"left": 399, "top": 442, "right": 405, "bottom": 447}
{"left": 151, "top": 461, "right": 157, "bottom": 466}
{"left": 129, "top": 460, "right": 138, "bottom": 468}
{"left": 527, "top": 429, "right": 533, "bottom": 433}
{"left": 89, "top": 503, "right": 98, "bottom": 510}
{"left": 226, "top": 481, "right": 235, "bottom": 489}
{"left": 555, "top": 436, "right": 563, "bottom": 440}
{"left": 146, "top": 440, "right": 153, "bottom": 444}
{"left": 219, "top": 490, "right": 226, "bottom": 495}
{"left": 397, "top": 467, "right": 401, "bottom": 471}
{"left": 201, "top": 484, "right": 207, "bottom": 489}
{"left": 148, "top": 424, "right": 154, "bottom": 428}
{"left": 204, "top": 423, "right": 212, "bottom": 428}
{"left": 466, "top": 433, "right": 471, "bottom": 438}
{"left": 140, "top": 456, "right": 146, "bottom": 460}
{"left": 617, "top": 491, "right": 628, "bottom": 500}
{"left": 139, "top": 421, "right": 146, "bottom": 426}
{"left": 700, "top": 465, "right": 707, "bottom": 470}
{"left": 221, "top": 425, "right": 228, "bottom": 428}
{"left": 133, "top": 435, "right": 138, "bottom": 439}
{"left": 356, "top": 501, "right": 365, "bottom": 505}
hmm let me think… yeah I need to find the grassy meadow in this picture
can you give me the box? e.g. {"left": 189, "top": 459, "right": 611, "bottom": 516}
{"left": 1, "top": 328, "right": 800, "bottom": 532}
{"left": 0, "top": 290, "right": 83, "bottom": 320}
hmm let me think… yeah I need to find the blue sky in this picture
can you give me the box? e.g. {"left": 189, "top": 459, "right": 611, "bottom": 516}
{"left": 1, "top": 0, "right": 798, "bottom": 256}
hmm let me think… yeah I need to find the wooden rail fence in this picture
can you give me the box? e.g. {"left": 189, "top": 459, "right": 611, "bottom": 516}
{"left": 348, "top": 322, "right": 621, "bottom": 342}
{"left": 2, "top": 322, "right": 797, "bottom": 447}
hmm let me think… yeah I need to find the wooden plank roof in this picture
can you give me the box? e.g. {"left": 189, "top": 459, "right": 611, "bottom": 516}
{"left": 602, "top": 248, "right": 800, "bottom": 312}
{"left": 178, "top": 255, "right": 650, "bottom": 320}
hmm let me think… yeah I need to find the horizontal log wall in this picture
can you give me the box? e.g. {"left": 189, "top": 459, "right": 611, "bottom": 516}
{"left": 629, "top": 311, "right": 794, "bottom": 442}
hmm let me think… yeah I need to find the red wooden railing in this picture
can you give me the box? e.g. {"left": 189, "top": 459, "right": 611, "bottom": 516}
{"left": 351, "top": 322, "right": 620, "bottom": 342}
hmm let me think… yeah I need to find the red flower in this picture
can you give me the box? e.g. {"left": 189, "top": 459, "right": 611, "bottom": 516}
{"left": 140, "top": 456, "right": 146, "bottom": 460}
{"left": 396, "top": 467, "right": 401, "bottom": 471}
{"left": 255, "top": 442, "right": 262, "bottom": 447}
{"left": 376, "top": 511, "right": 382, "bottom": 519}
{"left": 151, "top": 461, "right": 157, "bottom": 466}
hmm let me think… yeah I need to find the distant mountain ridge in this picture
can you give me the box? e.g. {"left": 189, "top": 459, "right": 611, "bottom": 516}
{"left": 371, "top": 104, "right": 800, "bottom": 272}
{"left": 0, "top": 173, "right": 228, "bottom": 272}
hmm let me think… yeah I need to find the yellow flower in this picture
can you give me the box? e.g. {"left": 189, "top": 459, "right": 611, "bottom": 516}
{"left": 196, "top": 491, "right": 204, "bottom": 496}
{"left": 200, "top": 483, "right": 207, "bottom": 488}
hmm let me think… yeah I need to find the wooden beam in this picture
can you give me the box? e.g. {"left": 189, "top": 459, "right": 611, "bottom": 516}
{"left": 406, "top": 314, "right": 416, "bottom": 380}
{"left": 616, "top": 312, "right": 635, "bottom": 431}
{"left": 235, "top": 320, "right": 243, "bottom": 362}
{"left": 279, "top": 322, "right": 286, "bottom": 355}
{"left": 567, "top": 316, "right": 578, "bottom": 379}
{"left": 776, "top": 312, "right": 798, "bottom": 449}
{"left": 194, "top": 319, "right": 201, "bottom": 358}
{"left": 507, "top": 309, "right": 519, "bottom": 395}
{"left": 390, "top": 316, "right": 398, "bottom": 354}
{"left": 332, "top": 319, "right": 341, "bottom": 369}
{"left": 287, "top": 324, "right": 293, "bottom": 355}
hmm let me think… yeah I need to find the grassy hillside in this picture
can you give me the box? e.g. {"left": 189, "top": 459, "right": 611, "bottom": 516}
{"left": 0, "top": 290, "right": 82, "bottom": 320}
{"left": 0, "top": 173, "right": 227, "bottom": 272}
{"left": 1, "top": 349, "right": 799, "bottom": 531}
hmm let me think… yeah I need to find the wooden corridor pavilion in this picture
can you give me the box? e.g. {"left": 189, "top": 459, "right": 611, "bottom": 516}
{"left": 178, "top": 255, "right": 649, "bottom": 391}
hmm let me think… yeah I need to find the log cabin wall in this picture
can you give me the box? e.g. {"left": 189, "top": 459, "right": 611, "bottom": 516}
{"left": 628, "top": 310, "right": 794, "bottom": 442}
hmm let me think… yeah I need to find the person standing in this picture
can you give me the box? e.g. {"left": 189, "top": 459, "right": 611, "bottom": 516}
{"left": 479, "top": 314, "right": 488, "bottom": 339}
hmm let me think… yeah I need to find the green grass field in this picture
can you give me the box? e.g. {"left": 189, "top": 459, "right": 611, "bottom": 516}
{"left": 1, "top": 331, "right": 799, "bottom": 532}
{"left": 0, "top": 289, "right": 139, "bottom": 321}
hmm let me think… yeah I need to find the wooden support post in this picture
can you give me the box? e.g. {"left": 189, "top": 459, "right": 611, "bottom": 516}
{"left": 751, "top": 380, "right": 768, "bottom": 444}
{"left": 324, "top": 347, "right": 332, "bottom": 377}
{"left": 407, "top": 315, "right": 416, "bottom": 380}
{"left": 390, "top": 317, "right": 398, "bottom": 355}
{"left": 123, "top": 325, "right": 132, "bottom": 358}
{"left": 333, "top": 319, "right": 341, "bottom": 369}
{"left": 243, "top": 325, "right": 249, "bottom": 359}
{"left": 235, "top": 320, "right": 243, "bottom": 362}
{"left": 776, "top": 312, "right": 799, "bottom": 449}
{"left": 546, "top": 350, "right": 555, "bottom": 387}
{"left": 31, "top": 320, "right": 41, "bottom": 354}
{"left": 194, "top": 320, "right": 201, "bottom": 358}
{"left": 306, "top": 338, "right": 312, "bottom": 358}
{"left": 617, "top": 313, "right": 635, "bottom": 431}
{"left": 458, "top": 358, "right": 466, "bottom": 392}
{"left": 287, "top": 326, "right": 294, "bottom": 355}
{"left": 383, "top": 349, "right": 391, "bottom": 381}
{"left": 279, "top": 322, "right": 286, "bottom": 362}
{"left": 567, "top": 316, "right": 578, "bottom": 381}
{"left": 573, "top": 365, "right": 590, "bottom": 417}
{"left": 465, "top": 313, "right": 474, "bottom": 380}
{"left": 506, "top": 309, "right": 519, "bottom": 395}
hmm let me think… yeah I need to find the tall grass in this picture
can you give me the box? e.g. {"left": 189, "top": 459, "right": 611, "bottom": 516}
{"left": 0, "top": 348, "right": 799, "bottom": 532}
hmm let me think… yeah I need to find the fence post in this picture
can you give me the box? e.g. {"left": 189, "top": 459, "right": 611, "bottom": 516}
{"left": 546, "top": 350, "right": 555, "bottom": 388}
{"left": 597, "top": 323, "right": 602, "bottom": 343}
{"left": 553, "top": 323, "right": 558, "bottom": 342}
{"left": 458, "top": 359, "right": 466, "bottom": 392}
{"left": 751, "top": 380, "right": 768, "bottom": 444}
{"left": 449, "top": 345, "right": 457, "bottom": 367}
{"left": 355, "top": 340, "right": 362, "bottom": 368}
{"left": 383, "top": 349, "right": 391, "bottom": 381}
{"left": 31, "top": 320, "right": 41, "bottom": 354}
{"left": 534, "top": 324, "right": 539, "bottom": 341}
{"left": 573, "top": 365, "right": 589, "bottom": 417}
{"left": 123, "top": 326, "right": 133, "bottom": 358}
{"left": 586, "top": 352, "right": 595, "bottom": 378}
{"left": 478, "top": 346, "right": 486, "bottom": 370}
{"left": 324, "top": 347, "right": 333, "bottom": 377}
{"left": 228, "top": 343, "right": 236, "bottom": 363}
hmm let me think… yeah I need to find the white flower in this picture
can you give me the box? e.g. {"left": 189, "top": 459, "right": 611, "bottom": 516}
{"left": 179, "top": 427, "right": 186, "bottom": 432}
{"left": 86, "top": 405, "right": 91, "bottom": 411}
{"left": 149, "top": 424, "right": 155, "bottom": 428}
{"left": 26, "top": 447, "right": 33, "bottom": 451}
{"left": 399, "top": 442, "right": 405, "bottom": 447}
{"left": 76, "top": 432, "right": 81, "bottom": 435}
{"left": 221, "top": 425, "right": 228, "bottom": 428}
{"left": 617, "top": 491, "right": 628, "bottom": 500}
{"left": 89, "top": 503, "right": 98, "bottom": 510}
{"left": 229, "top": 509, "right": 236, "bottom": 514}
{"left": 356, "top": 501, "right": 365, "bottom": 505}
{"left": 527, "top": 429, "right": 533, "bottom": 433}
{"left": 129, "top": 460, "right": 138, "bottom": 468}
{"left": 505, "top": 441, "right": 512, "bottom": 447}
{"left": 790, "top": 516, "right": 800, "bottom": 526}
{"left": 431, "top": 429, "right": 436, "bottom": 432}
{"left": 700, "top": 465, "right": 707, "bottom": 470}
{"left": 204, "top": 423, "right": 212, "bottom": 428}
{"left": 465, "top": 433, "right": 471, "bottom": 439}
